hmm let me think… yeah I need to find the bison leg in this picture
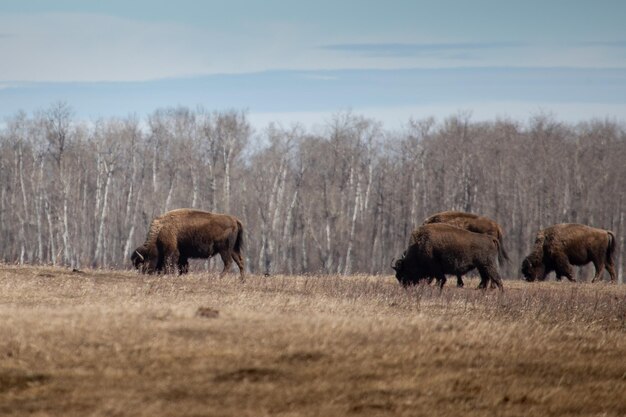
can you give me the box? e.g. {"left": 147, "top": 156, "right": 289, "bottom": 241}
{"left": 591, "top": 259, "right": 605, "bottom": 283}
{"left": 557, "top": 269, "right": 575, "bottom": 282}
{"left": 434, "top": 272, "right": 447, "bottom": 289}
{"left": 231, "top": 252, "right": 245, "bottom": 281}
{"left": 156, "top": 239, "right": 179, "bottom": 275}
{"left": 164, "top": 250, "right": 180, "bottom": 274}
{"left": 605, "top": 261, "right": 617, "bottom": 283}
{"left": 456, "top": 274, "right": 464, "bottom": 288}
{"left": 155, "top": 252, "right": 166, "bottom": 274}
{"left": 556, "top": 274, "right": 576, "bottom": 282}
{"left": 478, "top": 265, "right": 503, "bottom": 291}
{"left": 218, "top": 250, "right": 234, "bottom": 278}
{"left": 476, "top": 274, "right": 494, "bottom": 289}
{"left": 553, "top": 256, "right": 576, "bottom": 282}
{"left": 490, "top": 273, "right": 504, "bottom": 291}
{"left": 178, "top": 257, "right": 189, "bottom": 275}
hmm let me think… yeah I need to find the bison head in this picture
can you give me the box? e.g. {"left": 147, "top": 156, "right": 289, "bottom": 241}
{"left": 131, "top": 246, "right": 154, "bottom": 273}
{"left": 391, "top": 251, "right": 412, "bottom": 286}
{"left": 521, "top": 257, "right": 544, "bottom": 282}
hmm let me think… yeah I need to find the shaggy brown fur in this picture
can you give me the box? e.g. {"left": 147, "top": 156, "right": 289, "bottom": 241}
{"left": 423, "top": 211, "right": 509, "bottom": 262}
{"left": 422, "top": 210, "right": 508, "bottom": 287}
{"left": 131, "top": 209, "right": 245, "bottom": 278}
{"left": 521, "top": 223, "right": 616, "bottom": 283}
{"left": 391, "top": 223, "right": 503, "bottom": 290}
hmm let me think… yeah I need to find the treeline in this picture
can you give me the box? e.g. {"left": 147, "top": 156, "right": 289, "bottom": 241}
{"left": 0, "top": 103, "right": 624, "bottom": 281}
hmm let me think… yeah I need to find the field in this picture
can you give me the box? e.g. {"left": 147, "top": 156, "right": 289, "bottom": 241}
{"left": 0, "top": 265, "right": 624, "bottom": 417}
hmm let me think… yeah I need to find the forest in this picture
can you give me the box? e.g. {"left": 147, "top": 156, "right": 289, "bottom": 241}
{"left": 0, "top": 102, "right": 624, "bottom": 281}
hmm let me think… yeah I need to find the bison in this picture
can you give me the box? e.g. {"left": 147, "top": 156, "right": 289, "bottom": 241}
{"left": 422, "top": 210, "right": 509, "bottom": 287}
{"left": 521, "top": 223, "right": 616, "bottom": 283}
{"left": 391, "top": 223, "right": 504, "bottom": 290}
{"left": 131, "top": 209, "right": 245, "bottom": 279}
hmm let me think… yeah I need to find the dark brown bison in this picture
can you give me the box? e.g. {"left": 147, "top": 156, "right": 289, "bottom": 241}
{"left": 521, "top": 223, "right": 616, "bottom": 283}
{"left": 391, "top": 223, "right": 503, "bottom": 290}
{"left": 422, "top": 210, "right": 509, "bottom": 287}
{"left": 131, "top": 209, "right": 245, "bottom": 279}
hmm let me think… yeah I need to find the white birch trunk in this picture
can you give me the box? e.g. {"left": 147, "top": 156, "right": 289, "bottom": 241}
{"left": 44, "top": 194, "right": 56, "bottom": 265}
{"left": 122, "top": 176, "right": 144, "bottom": 264}
{"left": 300, "top": 216, "right": 308, "bottom": 272}
{"left": 281, "top": 189, "right": 299, "bottom": 269}
{"left": 362, "top": 159, "right": 373, "bottom": 213}
{"left": 152, "top": 148, "right": 159, "bottom": 193}
{"left": 344, "top": 176, "right": 361, "bottom": 275}
{"left": 209, "top": 163, "right": 217, "bottom": 211}
{"left": 16, "top": 147, "right": 28, "bottom": 262}
{"left": 264, "top": 157, "right": 288, "bottom": 273}
{"left": 62, "top": 190, "right": 71, "bottom": 266}
{"left": 409, "top": 168, "right": 418, "bottom": 224}
{"left": 124, "top": 151, "right": 137, "bottom": 222}
{"left": 258, "top": 206, "right": 268, "bottom": 273}
{"left": 304, "top": 213, "right": 325, "bottom": 270}
{"left": 35, "top": 159, "right": 44, "bottom": 262}
{"left": 164, "top": 169, "right": 177, "bottom": 212}
{"left": 191, "top": 170, "right": 198, "bottom": 208}
{"left": 93, "top": 161, "right": 113, "bottom": 267}
{"left": 223, "top": 142, "right": 232, "bottom": 213}
{"left": 324, "top": 218, "right": 333, "bottom": 273}
{"left": 94, "top": 154, "right": 103, "bottom": 239}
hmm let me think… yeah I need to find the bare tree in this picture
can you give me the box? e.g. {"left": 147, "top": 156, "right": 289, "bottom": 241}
{"left": 0, "top": 106, "right": 623, "bottom": 281}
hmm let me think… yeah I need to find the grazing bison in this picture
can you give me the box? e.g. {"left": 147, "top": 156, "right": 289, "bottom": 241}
{"left": 131, "top": 209, "right": 245, "bottom": 279}
{"left": 391, "top": 223, "right": 503, "bottom": 290}
{"left": 422, "top": 210, "right": 509, "bottom": 287}
{"left": 521, "top": 223, "right": 616, "bottom": 283}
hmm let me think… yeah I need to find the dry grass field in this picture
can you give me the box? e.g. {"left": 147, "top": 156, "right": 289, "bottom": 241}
{"left": 0, "top": 264, "right": 624, "bottom": 417}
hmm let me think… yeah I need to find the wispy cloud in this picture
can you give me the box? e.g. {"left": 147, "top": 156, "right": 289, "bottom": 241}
{"left": 0, "top": 82, "right": 20, "bottom": 90}
{"left": 2, "top": 68, "right": 625, "bottom": 118}
{"left": 1, "top": 10, "right": 625, "bottom": 84}
{"left": 319, "top": 42, "right": 528, "bottom": 58}
{"left": 299, "top": 73, "right": 338, "bottom": 81}
{"left": 576, "top": 41, "right": 626, "bottom": 48}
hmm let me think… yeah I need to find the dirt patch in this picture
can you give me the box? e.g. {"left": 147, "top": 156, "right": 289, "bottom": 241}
{"left": 214, "top": 367, "right": 286, "bottom": 383}
{"left": 279, "top": 351, "right": 325, "bottom": 364}
{"left": 0, "top": 370, "right": 50, "bottom": 393}
{"left": 168, "top": 327, "right": 212, "bottom": 340}
{"left": 349, "top": 402, "right": 395, "bottom": 413}
{"left": 195, "top": 307, "right": 219, "bottom": 318}
{"left": 348, "top": 389, "right": 413, "bottom": 414}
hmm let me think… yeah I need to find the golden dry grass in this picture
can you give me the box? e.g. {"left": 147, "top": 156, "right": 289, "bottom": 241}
{"left": 0, "top": 264, "right": 625, "bottom": 417}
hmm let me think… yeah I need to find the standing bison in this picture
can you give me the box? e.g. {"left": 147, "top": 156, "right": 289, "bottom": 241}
{"left": 131, "top": 209, "right": 245, "bottom": 279}
{"left": 422, "top": 210, "right": 508, "bottom": 287}
{"left": 521, "top": 223, "right": 616, "bottom": 283}
{"left": 391, "top": 223, "right": 504, "bottom": 290}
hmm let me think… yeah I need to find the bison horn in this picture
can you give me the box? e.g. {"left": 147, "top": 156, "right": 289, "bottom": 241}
{"left": 391, "top": 258, "right": 397, "bottom": 270}
{"left": 135, "top": 250, "right": 144, "bottom": 262}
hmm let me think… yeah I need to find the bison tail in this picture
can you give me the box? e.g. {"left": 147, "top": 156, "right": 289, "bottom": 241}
{"left": 606, "top": 231, "right": 616, "bottom": 263}
{"left": 234, "top": 220, "right": 245, "bottom": 253}
{"left": 491, "top": 237, "right": 502, "bottom": 262}
{"left": 496, "top": 227, "right": 510, "bottom": 264}
{"left": 498, "top": 239, "right": 509, "bottom": 264}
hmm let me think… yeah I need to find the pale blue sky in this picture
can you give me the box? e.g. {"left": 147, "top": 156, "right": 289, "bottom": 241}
{"left": 1, "top": 0, "right": 625, "bottom": 127}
